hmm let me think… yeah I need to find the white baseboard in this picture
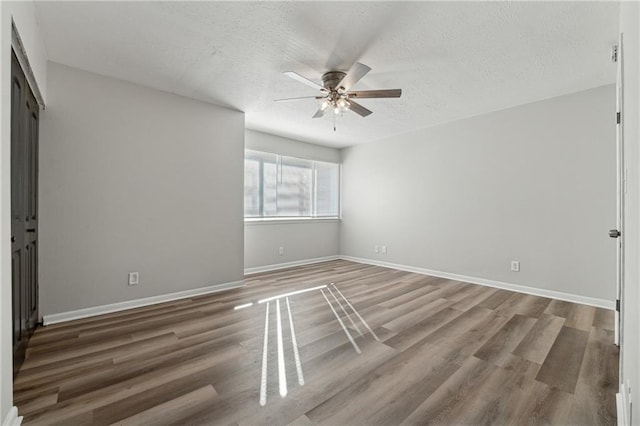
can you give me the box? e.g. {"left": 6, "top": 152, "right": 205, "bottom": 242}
{"left": 2, "top": 407, "right": 22, "bottom": 426}
{"left": 41, "top": 255, "right": 614, "bottom": 325}
{"left": 42, "top": 280, "right": 245, "bottom": 325}
{"left": 244, "top": 255, "right": 340, "bottom": 275}
{"left": 617, "top": 382, "right": 630, "bottom": 426}
{"left": 340, "top": 256, "right": 615, "bottom": 310}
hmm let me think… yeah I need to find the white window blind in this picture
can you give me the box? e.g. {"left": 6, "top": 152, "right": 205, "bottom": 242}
{"left": 244, "top": 150, "right": 340, "bottom": 219}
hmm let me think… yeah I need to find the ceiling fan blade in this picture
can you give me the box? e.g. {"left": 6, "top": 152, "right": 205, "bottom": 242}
{"left": 348, "top": 89, "right": 402, "bottom": 99}
{"left": 283, "top": 71, "right": 324, "bottom": 91}
{"left": 348, "top": 100, "right": 373, "bottom": 117}
{"left": 312, "top": 108, "right": 325, "bottom": 118}
{"left": 274, "top": 96, "right": 321, "bottom": 102}
{"left": 337, "top": 63, "right": 372, "bottom": 91}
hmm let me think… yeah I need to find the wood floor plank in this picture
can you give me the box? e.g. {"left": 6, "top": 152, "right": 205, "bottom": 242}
{"left": 377, "top": 281, "right": 440, "bottom": 309}
{"left": 306, "top": 340, "right": 466, "bottom": 425}
{"left": 476, "top": 289, "right": 517, "bottom": 310}
{"left": 382, "top": 307, "right": 464, "bottom": 352}
{"left": 23, "top": 347, "right": 239, "bottom": 425}
{"left": 400, "top": 356, "right": 495, "bottom": 425}
{"left": 35, "top": 299, "right": 194, "bottom": 337}
{"left": 21, "top": 333, "right": 178, "bottom": 371}
{"left": 467, "top": 361, "right": 542, "bottom": 424}
{"left": 592, "top": 307, "right": 615, "bottom": 330}
{"left": 287, "top": 414, "right": 317, "bottom": 426}
{"left": 13, "top": 260, "right": 617, "bottom": 425}
{"left": 25, "top": 335, "right": 134, "bottom": 362}
{"left": 544, "top": 299, "right": 574, "bottom": 318}
{"left": 14, "top": 389, "right": 58, "bottom": 417}
{"left": 14, "top": 358, "right": 114, "bottom": 394}
{"left": 113, "top": 385, "right": 217, "bottom": 426}
{"left": 570, "top": 327, "right": 618, "bottom": 425}
{"left": 512, "top": 313, "right": 565, "bottom": 364}
{"left": 422, "top": 305, "right": 495, "bottom": 348}
{"left": 382, "top": 297, "right": 453, "bottom": 332}
{"left": 494, "top": 292, "right": 551, "bottom": 318}
{"left": 230, "top": 341, "right": 397, "bottom": 426}
{"left": 565, "top": 304, "right": 597, "bottom": 331}
{"left": 440, "top": 312, "right": 512, "bottom": 357}
{"left": 449, "top": 285, "right": 498, "bottom": 311}
{"left": 354, "top": 343, "right": 472, "bottom": 425}
{"left": 514, "top": 380, "right": 575, "bottom": 425}
{"left": 512, "top": 294, "right": 553, "bottom": 318}
{"left": 473, "top": 314, "right": 537, "bottom": 366}
{"left": 57, "top": 336, "right": 243, "bottom": 403}
{"left": 535, "top": 326, "right": 590, "bottom": 394}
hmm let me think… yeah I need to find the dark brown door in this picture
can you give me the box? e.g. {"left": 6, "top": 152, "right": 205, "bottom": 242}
{"left": 11, "top": 50, "right": 39, "bottom": 377}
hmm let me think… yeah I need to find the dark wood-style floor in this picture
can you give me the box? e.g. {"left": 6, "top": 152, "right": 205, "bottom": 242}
{"left": 15, "top": 260, "right": 618, "bottom": 425}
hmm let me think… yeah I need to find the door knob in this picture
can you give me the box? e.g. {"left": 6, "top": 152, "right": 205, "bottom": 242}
{"left": 11, "top": 236, "right": 15, "bottom": 243}
{"left": 609, "top": 229, "right": 621, "bottom": 238}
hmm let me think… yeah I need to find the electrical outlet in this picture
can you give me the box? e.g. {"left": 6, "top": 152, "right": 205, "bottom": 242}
{"left": 381, "top": 245, "right": 387, "bottom": 254}
{"left": 279, "top": 246, "right": 285, "bottom": 255}
{"left": 128, "top": 272, "right": 139, "bottom": 286}
{"left": 510, "top": 261, "right": 520, "bottom": 272}
{"left": 374, "top": 245, "right": 379, "bottom": 254}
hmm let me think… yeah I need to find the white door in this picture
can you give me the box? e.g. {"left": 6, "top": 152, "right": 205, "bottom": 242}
{"left": 613, "top": 33, "right": 624, "bottom": 347}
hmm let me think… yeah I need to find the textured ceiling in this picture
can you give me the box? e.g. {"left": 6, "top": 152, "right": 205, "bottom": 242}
{"left": 35, "top": 1, "right": 620, "bottom": 148}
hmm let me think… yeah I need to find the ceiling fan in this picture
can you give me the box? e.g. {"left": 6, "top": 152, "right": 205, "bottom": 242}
{"left": 275, "top": 62, "right": 402, "bottom": 125}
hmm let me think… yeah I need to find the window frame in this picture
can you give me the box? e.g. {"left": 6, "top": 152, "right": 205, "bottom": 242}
{"left": 244, "top": 149, "right": 341, "bottom": 222}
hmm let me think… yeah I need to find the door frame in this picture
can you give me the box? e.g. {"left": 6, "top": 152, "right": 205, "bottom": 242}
{"left": 614, "top": 33, "right": 624, "bottom": 348}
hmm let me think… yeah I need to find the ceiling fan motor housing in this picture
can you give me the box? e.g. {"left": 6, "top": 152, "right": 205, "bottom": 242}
{"left": 321, "top": 71, "right": 347, "bottom": 90}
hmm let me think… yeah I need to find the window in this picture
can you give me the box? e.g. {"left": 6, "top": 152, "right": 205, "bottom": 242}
{"left": 244, "top": 150, "right": 340, "bottom": 219}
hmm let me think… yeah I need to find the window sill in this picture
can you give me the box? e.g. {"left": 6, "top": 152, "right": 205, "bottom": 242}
{"left": 244, "top": 217, "right": 340, "bottom": 226}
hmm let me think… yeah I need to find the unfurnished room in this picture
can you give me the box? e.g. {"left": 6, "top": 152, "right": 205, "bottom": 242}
{"left": 0, "top": 1, "right": 639, "bottom": 425}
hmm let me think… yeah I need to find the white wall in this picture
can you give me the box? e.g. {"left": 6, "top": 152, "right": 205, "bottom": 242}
{"left": 0, "top": 1, "right": 47, "bottom": 422}
{"left": 245, "top": 220, "right": 339, "bottom": 272}
{"left": 39, "top": 62, "right": 245, "bottom": 316}
{"left": 246, "top": 129, "right": 340, "bottom": 163}
{"left": 4, "top": 1, "right": 47, "bottom": 103}
{"left": 620, "top": 2, "right": 640, "bottom": 423}
{"left": 244, "top": 130, "right": 340, "bottom": 271}
{"left": 341, "top": 85, "right": 616, "bottom": 305}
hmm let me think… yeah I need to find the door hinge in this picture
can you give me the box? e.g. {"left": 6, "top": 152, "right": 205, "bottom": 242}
{"left": 616, "top": 299, "right": 620, "bottom": 312}
{"left": 612, "top": 45, "right": 619, "bottom": 63}
{"left": 617, "top": 112, "right": 621, "bottom": 124}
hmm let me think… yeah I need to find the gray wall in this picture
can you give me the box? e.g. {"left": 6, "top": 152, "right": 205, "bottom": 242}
{"left": 245, "top": 220, "right": 339, "bottom": 271}
{"left": 620, "top": 1, "right": 640, "bottom": 422}
{"left": 245, "top": 129, "right": 340, "bottom": 163}
{"left": 39, "top": 62, "right": 245, "bottom": 316}
{"left": 340, "top": 85, "right": 616, "bottom": 303}
{"left": 0, "top": 1, "right": 48, "bottom": 420}
{"left": 244, "top": 130, "right": 340, "bottom": 271}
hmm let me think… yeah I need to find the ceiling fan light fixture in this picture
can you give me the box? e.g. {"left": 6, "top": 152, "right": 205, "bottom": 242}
{"left": 279, "top": 63, "right": 401, "bottom": 130}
